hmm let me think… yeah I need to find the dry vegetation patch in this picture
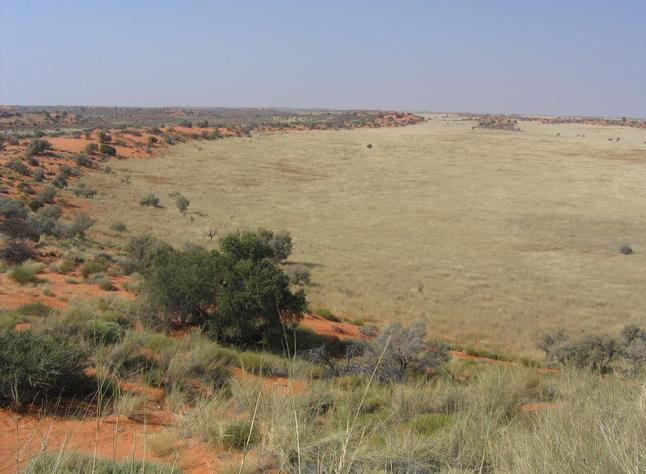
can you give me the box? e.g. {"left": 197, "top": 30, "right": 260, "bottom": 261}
{"left": 83, "top": 116, "right": 646, "bottom": 356}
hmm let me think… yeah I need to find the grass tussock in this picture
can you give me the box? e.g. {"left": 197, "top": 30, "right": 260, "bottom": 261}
{"left": 22, "top": 452, "right": 179, "bottom": 473}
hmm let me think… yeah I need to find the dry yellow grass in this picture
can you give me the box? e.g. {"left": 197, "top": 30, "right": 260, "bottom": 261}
{"left": 86, "top": 115, "right": 646, "bottom": 356}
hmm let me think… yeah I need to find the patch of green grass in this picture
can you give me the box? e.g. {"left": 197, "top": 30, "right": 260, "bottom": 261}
{"left": 220, "top": 420, "right": 258, "bottom": 450}
{"left": 16, "top": 302, "right": 54, "bottom": 317}
{"left": 314, "top": 307, "right": 341, "bottom": 322}
{"left": 0, "top": 311, "right": 19, "bottom": 330}
{"left": 80, "top": 258, "right": 108, "bottom": 279}
{"left": 7, "top": 262, "right": 44, "bottom": 285}
{"left": 59, "top": 258, "right": 76, "bottom": 273}
{"left": 406, "top": 413, "right": 453, "bottom": 436}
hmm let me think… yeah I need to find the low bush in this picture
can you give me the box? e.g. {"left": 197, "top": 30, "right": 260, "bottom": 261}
{"left": 619, "top": 243, "right": 634, "bottom": 255}
{"left": 0, "top": 239, "right": 36, "bottom": 264}
{"left": 174, "top": 194, "right": 190, "bottom": 213}
{"left": 111, "top": 221, "right": 128, "bottom": 233}
{"left": 36, "top": 185, "right": 57, "bottom": 204}
{"left": 0, "top": 216, "right": 41, "bottom": 240}
{"left": 140, "top": 193, "right": 160, "bottom": 207}
{"left": 16, "top": 302, "right": 54, "bottom": 317}
{"left": 315, "top": 307, "right": 341, "bottom": 322}
{"left": 73, "top": 153, "right": 92, "bottom": 167}
{"left": 362, "top": 320, "right": 450, "bottom": 382}
{"left": 0, "top": 198, "right": 28, "bottom": 218}
{"left": 73, "top": 182, "right": 97, "bottom": 198}
{"left": 286, "top": 263, "right": 311, "bottom": 285}
{"left": 84, "top": 142, "right": 98, "bottom": 154}
{"left": 25, "top": 138, "right": 52, "bottom": 157}
{"left": 32, "top": 167, "right": 45, "bottom": 182}
{"left": 220, "top": 419, "right": 258, "bottom": 450}
{"left": 406, "top": 413, "right": 453, "bottom": 436}
{"left": 0, "top": 330, "right": 91, "bottom": 406}
{"left": 7, "top": 261, "right": 44, "bottom": 285}
{"left": 80, "top": 257, "right": 108, "bottom": 279}
{"left": 96, "top": 130, "right": 111, "bottom": 143}
{"left": 7, "top": 159, "right": 31, "bottom": 175}
{"left": 99, "top": 143, "right": 116, "bottom": 156}
{"left": 124, "top": 234, "right": 173, "bottom": 273}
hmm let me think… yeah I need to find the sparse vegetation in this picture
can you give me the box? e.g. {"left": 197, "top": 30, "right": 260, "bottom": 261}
{"left": 25, "top": 138, "right": 52, "bottom": 157}
{"left": 139, "top": 193, "right": 160, "bottom": 207}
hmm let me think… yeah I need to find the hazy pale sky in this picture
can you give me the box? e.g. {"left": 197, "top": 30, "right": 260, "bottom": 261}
{"left": 1, "top": 0, "right": 645, "bottom": 117}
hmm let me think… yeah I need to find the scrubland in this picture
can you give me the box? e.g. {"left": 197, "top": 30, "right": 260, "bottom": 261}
{"left": 3, "top": 111, "right": 646, "bottom": 473}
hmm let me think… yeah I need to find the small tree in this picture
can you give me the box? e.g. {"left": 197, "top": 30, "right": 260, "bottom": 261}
{"left": 84, "top": 143, "right": 98, "bottom": 154}
{"left": 208, "top": 255, "right": 306, "bottom": 345}
{"left": 174, "top": 194, "right": 190, "bottom": 214}
{"left": 99, "top": 144, "right": 116, "bottom": 156}
{"left": 142, "top": 247, "right": 220, "bottom": 324}
{"left": 25, "top": 139, "right": 52, "bottom": 157}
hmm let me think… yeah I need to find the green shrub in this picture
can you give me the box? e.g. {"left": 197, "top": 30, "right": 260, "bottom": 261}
{"left": 143, "top": 247, "right": 220, "bottom": 324}
{"left": 73, "top": 182, "right": 97, "bottom": 198}
{"left": 0, "top": 198, "right": 28, "bottom": 218}
{"left": 111, "top": 221, "right": 127, "bottom": 233}
{"left": 362, "top": 320, "right": 450, "bottom": 382}
{"left": 7, "top": 159, "right": 31, "bottom": 175}
{"left": 286, "top": 263, "right": 311, "bottom": 285}
{"left": 16, "top": 302, "right": 54, "bottom": 317}
{"left": 36, "top": 185, "right": 57, "bottom": 204}
{"left": 0, "top": 311, "right": 19, "bottom": 331}
{"left": 220, "top": 420, "right": 258, "bottom": 450}
{"left": 315, "top": 307, "right": 340, "bottom": 322}
{"left": 32, "top": 167, "right": 45, "bottom": 182}
{"left": 7, "top": 262, "right": 43, "bottom": 285}
{"left": 208, "top": 251, "right": 306, "bottom": 345}
{"left": 546, "top": 334, "right": 617, "bottom": 373}
{"left": 174, "top": 194, "right": 190, "bottom": 213}
{"left": 124, "top": 234, "right": 173, "bottom": 273}
{"left": 80, "top": 258, "right": 108, "bottom": 279}
{"left": 0, "top": 216, "right": 41, "bottom": 240}
{"left": 0, "top": 330, "right": 91, "bottom": 406}
{"left": 140, "top": 193, "right": 160, "bottom": 207}
{"left": 84, "top": 142, "right": 98, "bottom": 154}
{"left": 73, "top": 153, "right": 92, "bottom": 167}
{"left": 99, "top": 143, "right": 116, "bottom": 156}
{"left": 85, "top": 319, "right": 124, "bottom": 344}
{"left": 58, "top": 258, "right": 75, "bottom": 273}
{"left": 25, "top": 138, "right": 52, "bottom": 157}
{"left": 96, "top": 130, "right": 111, "bottom": 143}
{"left": 0, "top": 239, "right": 36, "bottom": 264}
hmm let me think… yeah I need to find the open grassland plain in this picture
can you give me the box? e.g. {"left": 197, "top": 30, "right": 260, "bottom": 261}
{"left": 86, "top": 116, "right": 646, "bottom": 356}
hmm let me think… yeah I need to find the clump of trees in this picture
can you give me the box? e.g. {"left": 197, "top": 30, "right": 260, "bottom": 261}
{"left": 140, "top": 229, "right": 305, "bottom": 345}
{"left": 305, "top": 319, "right": 449, "bottom": 381}
{"left": 539, "top": 325, "right": 646, "bottom": 373}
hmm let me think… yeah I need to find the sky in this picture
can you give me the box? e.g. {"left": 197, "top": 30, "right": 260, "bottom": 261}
{"left": 1, "top": 0, "right": 645, "bottom": 117}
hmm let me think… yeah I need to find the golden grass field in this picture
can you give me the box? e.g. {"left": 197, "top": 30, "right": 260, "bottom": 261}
{"left": 87, "top": 115, "right": 646, "bottom": 356}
